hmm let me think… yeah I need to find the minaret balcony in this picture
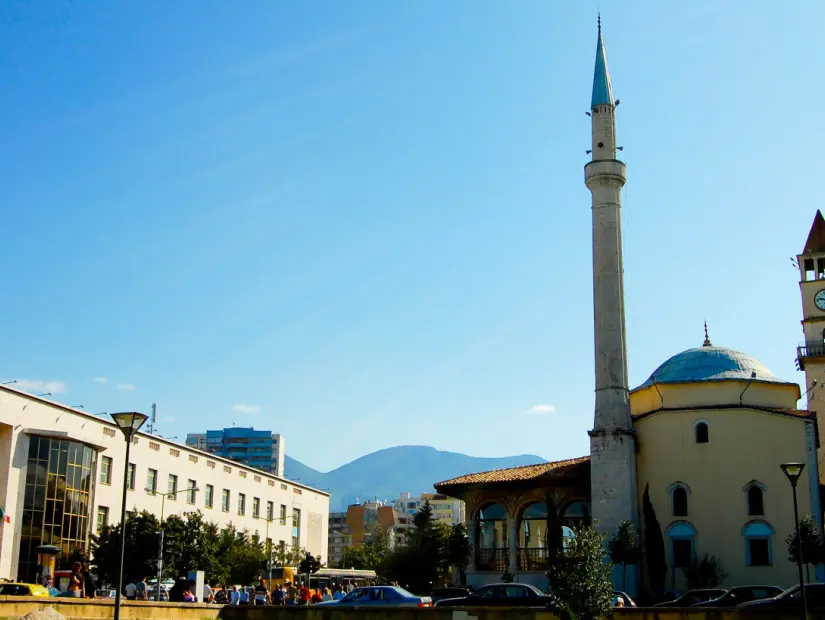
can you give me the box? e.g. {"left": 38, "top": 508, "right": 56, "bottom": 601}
{"left": 796, "top": 341, "right": 825, "bottom": 370}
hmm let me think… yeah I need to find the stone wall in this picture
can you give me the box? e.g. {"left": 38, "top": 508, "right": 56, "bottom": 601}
{"left": 0, "top": 599, "right": 819, "bottom": 620}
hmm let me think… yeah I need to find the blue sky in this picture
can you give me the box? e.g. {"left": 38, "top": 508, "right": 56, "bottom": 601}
{"left": 1, "top": 1, "right": 823, "bottom": 472}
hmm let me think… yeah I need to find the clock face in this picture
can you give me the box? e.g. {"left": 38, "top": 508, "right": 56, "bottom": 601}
{"left": 816, "top": 290, "right": 825, "bottom": 311}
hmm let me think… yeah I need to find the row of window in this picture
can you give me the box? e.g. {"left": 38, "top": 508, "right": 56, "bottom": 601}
{"left": 669, "top": 520, "right": 774, "bottom": 568}
{"left": 670, "top": 482, "right": 765, "bottom": 518}
{"left": 98, "top": 457, "right": 299, "bottom": 522}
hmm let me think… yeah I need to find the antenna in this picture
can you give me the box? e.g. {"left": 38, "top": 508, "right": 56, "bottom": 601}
{"left": 147, "top": 403, "right": 157, "bottom": 435}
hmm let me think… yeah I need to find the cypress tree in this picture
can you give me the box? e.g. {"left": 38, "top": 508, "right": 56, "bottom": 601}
{"left": 642, "top": 484, "right": 667, "bottom": 599}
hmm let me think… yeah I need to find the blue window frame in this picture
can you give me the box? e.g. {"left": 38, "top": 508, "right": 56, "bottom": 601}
{"left": 742, "top": 521, "right": 773, "bottom": 566}
{"left": 667, "top": 521, "right": 696, "bottom": 568}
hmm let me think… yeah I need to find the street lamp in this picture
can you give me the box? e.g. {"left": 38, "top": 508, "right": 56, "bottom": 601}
{"left": 111, "top": 412, "right": 148, "bottom": 620}
{"left": 781, "top": 462, "right": 807, "bottom": 620}
{"left": 146, "top": 485, "right": 198, "bottom": 600}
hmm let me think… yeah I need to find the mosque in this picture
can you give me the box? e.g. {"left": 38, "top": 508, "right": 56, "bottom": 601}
{"left": 434, "top": 22, "right": 825, "bottom": 597}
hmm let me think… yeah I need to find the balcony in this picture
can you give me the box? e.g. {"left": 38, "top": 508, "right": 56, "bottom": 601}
{"left": 517, "top": 548, "right": 550, "bottom": 571}
{"left": 475, "top": 548, "right": 507, "bottom": 572}
{"left": 797, "top": 341, "right": 825, "bottom": 370}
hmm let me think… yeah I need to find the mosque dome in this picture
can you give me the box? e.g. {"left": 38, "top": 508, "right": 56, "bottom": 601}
{"left": 639, "top": 345, "right": 784, "bottom": 388}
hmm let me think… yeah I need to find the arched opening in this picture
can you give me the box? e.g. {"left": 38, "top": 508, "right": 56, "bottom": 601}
{"left": 742, "top": 520, "right": 773, "bottom": 566}
{"left": 667, "top": 521, "right": 696, "bottom": 569}
{"left": 747, "top": 486, "right": 764, "bottom": 517}
{"left": 517, "top": 502, "right": 551, "bottom": 571}
{"left": 475, "top": 502, "right": 507, "bottom": 572}
{"left": 672, "top": 486, "right": 688, "bottom": 517}
{"left": 695, "top": 422, "right": 709, "bottom": 444}
{"left": 559, "top": 501, "right": 590, "bottom": 547}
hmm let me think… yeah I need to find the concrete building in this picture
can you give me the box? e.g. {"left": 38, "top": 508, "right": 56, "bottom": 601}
{"left": 433, "top": 21, "right": 823, "bottom": 597}
{"left": 326, "top": 501, "right": 398, "bottom": 567}
{"left": 0, "top": 387, "right": 328, "bottom": 582}
{"left": 393, "top": 492, "right": 465, "bottom": 526}
{"left": 185, "top": 427, "right": 285, "bottom": 478}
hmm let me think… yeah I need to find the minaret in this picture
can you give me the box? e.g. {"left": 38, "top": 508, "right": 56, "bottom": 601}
{"left": 585, "top": 18, "right": 638, "bottom": 592}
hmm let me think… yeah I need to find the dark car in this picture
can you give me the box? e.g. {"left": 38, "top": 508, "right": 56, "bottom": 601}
{"left": 739, "top": 584, "right": 825, "bottom": 609}
{"left": 434, "top": 583, "right": 555, "bottom": 608}
{"left": 692, "top": 585, "right": 782, "bottom": 607}
{"left": 653, "top": 588, "right": 727, "bottom": 607}
{"left": 431, "top": 588, "right": 470, "bottom": 603}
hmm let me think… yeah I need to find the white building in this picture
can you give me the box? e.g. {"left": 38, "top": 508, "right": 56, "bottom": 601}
{"left": 0, "top": 386, "right": 329, "bottom": 582}
{"left": 394, "top": 492, "right": 465, "bottom": 526}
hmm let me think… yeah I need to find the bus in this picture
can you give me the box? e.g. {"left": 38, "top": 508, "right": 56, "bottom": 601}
{"left": 307, "top": 568, "right": 376, "bottom": 590}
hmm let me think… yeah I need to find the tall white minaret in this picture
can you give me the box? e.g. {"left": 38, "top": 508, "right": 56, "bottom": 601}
{"left": 585, "top": 17, "right": 638, "bottom": 593}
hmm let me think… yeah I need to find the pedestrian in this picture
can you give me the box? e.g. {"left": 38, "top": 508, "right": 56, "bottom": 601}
{"left": 183, "top": 586, "right": 195, "bottom": 602}
{"left": 135, "top": 576, "right": 148, "bottom": 601}
{"left": 81, "top": 563, "right": 97, "bottom": 599}
{"left": 239, "top": 585, "right": 250, "bottom": 605}
{"left": 272, "top": 583, "right": 285, "bottom": 606}
{"left": 214, "top": 585, "right": 229, "bottom": 604}
{"left": 67, "top": 563, "right": 85, "bottom": 598}
{"left": 322, "top": 587, "right": 332, "bottom": 602}
{"left": 299, "top": 583, "right": 311, "bottom": 605}
{"left": 345, "top": 580, "right": 353, "bottom": 594}
{"left": 124, "top": 579, "right": 137, "bottom": 601}
{"left": 203, "top": 581, "right": 214, "bottom": 603}
{"left": 333, "top": 585, "right": 345, "bottom": 601}
{"left": 254, "top": 579, "right": 270, "bottom": 605}
{"left": 230, "top": 586, "right": 241, "bottom": 605}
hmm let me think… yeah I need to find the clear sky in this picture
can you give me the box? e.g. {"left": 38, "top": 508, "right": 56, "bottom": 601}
{"left": 1, "top": 1, "right": 823, "bottom": 472}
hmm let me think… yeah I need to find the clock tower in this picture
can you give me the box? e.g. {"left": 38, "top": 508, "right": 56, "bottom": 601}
{"left": 796, "top": 209, "right": 825, "bottom": 480}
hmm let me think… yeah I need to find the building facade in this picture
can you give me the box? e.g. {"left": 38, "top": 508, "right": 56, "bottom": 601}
{"left": 326, "top": 501, "right": 398, "bottom": 567}
{"left": 393, "top": 492, "right": 465, "bottom": 526}
{"left": 185, "top": 427, "right": 285, "bottom": 478}
{"left": 434, "top": 22, "right": 824, "bottom": 597}
{"left": 0, "top": 387, "right": 327, "bottom": 582}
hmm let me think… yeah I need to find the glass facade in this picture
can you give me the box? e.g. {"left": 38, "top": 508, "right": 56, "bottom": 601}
{"left": 18, "top": 436, "right": 96, "bottom": 583}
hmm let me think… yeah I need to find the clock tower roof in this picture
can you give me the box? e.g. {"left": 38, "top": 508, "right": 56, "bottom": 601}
{"left": 802, "top": 210, "right": 825, "bottom": 254}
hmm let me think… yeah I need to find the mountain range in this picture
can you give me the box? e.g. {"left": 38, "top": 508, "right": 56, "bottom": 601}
{"left": 284, "top": 445, "right": 546, "bottom": 511}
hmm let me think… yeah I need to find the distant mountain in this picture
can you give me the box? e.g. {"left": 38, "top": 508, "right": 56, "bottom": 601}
{"left": 284, "top": 445, "right": 546, "bottom": 511}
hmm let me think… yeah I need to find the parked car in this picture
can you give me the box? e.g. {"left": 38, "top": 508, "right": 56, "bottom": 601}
{"left": 739, "top": 584, "right": 825, "bottom": 609}
{"left": 692, "top": 585, "right": 783, "bottom": 607}
{"left": 431, "top": 587, "right": 470, "bottom": 603}
{"left": 315, "top": 586, "right": 432, "bottom": 607}
{"left": 612, "top": 591, "right": 637, "bottom": 607}
{"left": 148, "top": 584, "right": 169, "bottom": 601}
{"left": 653, "top": 589, "right": 727, "bottom": 607}
{"left": 0, "top": 582, "right": 50, "bottom": 597}
{"left": 434, "top": 583, "right": 556, "bottom": 608}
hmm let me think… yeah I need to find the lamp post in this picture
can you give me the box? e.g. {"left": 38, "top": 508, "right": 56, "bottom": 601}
{"left": 111, "top": 412, "right": 149, "bottom": 620}
{"left": 147, "top": 486, "right": 197, "bottom": 600}
{"left": 781, "top": 462, "right": 808, "bottom": 620}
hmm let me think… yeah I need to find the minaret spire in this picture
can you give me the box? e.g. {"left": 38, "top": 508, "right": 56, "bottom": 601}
{"left": 591, "top": 15, "right": 614, "bottom": 109}
{"left": 585, "top": 16, "right": 638, "bottom": 596}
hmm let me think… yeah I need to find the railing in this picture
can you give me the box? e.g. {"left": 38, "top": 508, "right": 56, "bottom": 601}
{"left": 475, "top": 548, "right": 508, "bottom": 572}
{"left": 798, "top": 341, "right": 825, "bottom": 359}
{"left": 517, "top": 547, "right": 550, "bottom": 571}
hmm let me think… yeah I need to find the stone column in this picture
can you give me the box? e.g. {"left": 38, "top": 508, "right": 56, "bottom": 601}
{"left": 507, "top": 517, "right": 519, "bottom": 574}
{"left": 466, "top": 520, "right": 476, "bottom": 573}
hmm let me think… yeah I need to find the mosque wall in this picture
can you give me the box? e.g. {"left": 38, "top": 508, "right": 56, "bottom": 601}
{"left": 635, "top": 407, "right": 813, "bottom": 592}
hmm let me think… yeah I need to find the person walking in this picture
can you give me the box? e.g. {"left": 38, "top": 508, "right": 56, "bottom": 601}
{"left": 229, "top": 586, "right": 241, "bottom": 605}
{"left": 135, "top": 576, "right": 148, "bottom": 601}
{"left": 68, "top": 563, "right": 85, "bottom": 598}
{"left": 203, "top": 581, "right": 214, "bottom": 603}
{"left": 322, "top": 587, "right": 333, "bottom": 602}
{"left": 254, "top": 579, "right": 270, "bottom": 606}
{"left": 81, "top": 563, "right": 97, "bottom": 599}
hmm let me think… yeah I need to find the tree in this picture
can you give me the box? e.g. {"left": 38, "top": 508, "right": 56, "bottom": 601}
{"left": 223, "top": 530, "right": 267, "bottom": 585}
{"left": 786, "top": 513, "right": 824, "bottom": 581}
{"left": 682, "top": 553, "right": 728, "bottom": 589}
{"left": 90, "top": 510, "right": 161, "bottom": 586}
{"left": 445, "top": 523, "right": 470, "bottom": 583}
{"left": 546, "top": 522, "right": 614, "bottom": 620}
{"left": 642, "top": 484, "right": 667, "bottom": 600}
{"left": 608, "top": 520, "right": 642, "bottom": 592}
{"left": 162, "top": 511, "right": 220, "bottom": 580}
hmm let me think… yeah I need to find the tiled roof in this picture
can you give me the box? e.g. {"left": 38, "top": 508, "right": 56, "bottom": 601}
{"left": 435, "top": 456, "right": 590, "bottom": 488}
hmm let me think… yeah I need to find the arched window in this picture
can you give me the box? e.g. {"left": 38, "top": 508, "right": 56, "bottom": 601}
{"left": 559, "top": 501, "right": 589, "bottom": 547}
{"left": 671, "top": 486, "right": 688, "bottom": 517}
{"left": 517, "top": 502, "right": 550, "bottom": 570}
{"left": 475, "top": 503, "right": 507, "bottom": 571}
{"left": 667, "top": 521, "right": 696, "bottom": 569}
{"left": 747, "top": 486, "right": 764, "bottom": 517}
{"left": 695, "top": 421, "right": 709, "bottom": 444}
{"left": 742, "top": 521, "right": 774, "bottom": 566}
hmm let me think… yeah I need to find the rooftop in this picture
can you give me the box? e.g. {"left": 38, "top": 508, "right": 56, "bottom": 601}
{"left": 435, "top": 456, "right": 590, "bottom": 488}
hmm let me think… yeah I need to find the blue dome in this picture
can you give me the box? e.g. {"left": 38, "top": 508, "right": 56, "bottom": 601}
{"left": 639, "top": 345, "right": 787, "bottom": 387}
